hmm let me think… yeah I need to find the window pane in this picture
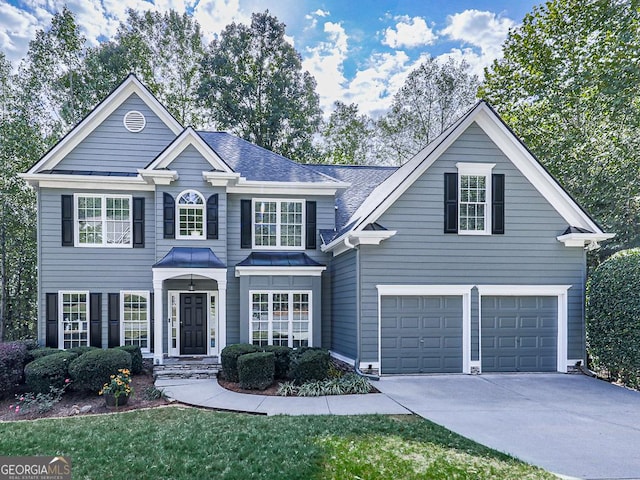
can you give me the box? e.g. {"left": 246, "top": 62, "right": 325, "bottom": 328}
{"left": 272, "top": 293, "right": 289, "bottom": 346}
{"left": 106, "top": 197, "right": 130, "bottom": 244}
{"left": 123, "top": 293, "right": 148, "bottom": 349}
{"left": 280, "top": 201, "right": 303, "bottom": 247}
{"left": 254, "top": 202, "right": 277, "bottom": 246}
{"left": 251, "top": 293, "right": 269, "bottom": 346}
{"left": 292, "top": 294, "right": 309, "bottom": 348}
{"left": 62, "top": 293, "right": 88, "bottom": 349}
{"left": 78, "top": 197, "right": 103, "bottom": 244}
{"left": 459, "top": 175, "right": 487, "bottom": 232}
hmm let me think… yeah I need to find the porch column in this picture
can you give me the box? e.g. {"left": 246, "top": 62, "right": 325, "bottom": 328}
{"left": 153, "top": 279, "right": 164, "bottom": 365}
{"left": 218, "top": 278, "right": 227, "bottom": 352}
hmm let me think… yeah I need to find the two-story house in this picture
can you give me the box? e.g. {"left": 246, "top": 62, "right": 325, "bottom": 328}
{"left": 21, "top": 75, "right": 612, "bottom": 374}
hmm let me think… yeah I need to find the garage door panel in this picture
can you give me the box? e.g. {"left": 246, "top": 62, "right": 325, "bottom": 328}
{"left": 482, "top": 295, "right": 557, "bottom": 373}
{"left": 382, "top": 295, "right": 463, "bottom": 374}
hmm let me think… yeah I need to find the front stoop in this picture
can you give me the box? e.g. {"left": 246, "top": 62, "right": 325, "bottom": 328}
{"left": 153, "top": 358, "right": 220, "bottom": 380}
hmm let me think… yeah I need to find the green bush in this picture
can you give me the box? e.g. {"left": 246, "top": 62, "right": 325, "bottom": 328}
{"left": 261, "top": 345, "right": 291, "bottom": 379}
{"left": 237, "top": 352, "right": 275, "bottom": 390}
{"left": 117, "top": 345, "right": 143, "bottom": 374}
{"left": 67, "top": 346, "right": 99, "bottom": 357}
{"left": 24, "top": 352, "right": 78, "bottom": 394}
{"left": 28, "top": 348, "right": 62, "bottom": 362}
{"left": 587, "top": 248, "right": 640, "bottom": 388}
{"left": 68, "top": 348, "right": 132, "bottom": 393}
{"left": 289, "top": 348, "right": 330, "bottom": 385}
{"left": 221, "top": 344, "right": 259, "bottom": 382}
{"left": 0, "top": 342, "right": 28, "bottom": 398}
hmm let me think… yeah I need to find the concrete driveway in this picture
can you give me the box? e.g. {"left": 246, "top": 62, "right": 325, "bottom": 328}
{"left": 375, "top": 374, "right": 640, "bottom": 480}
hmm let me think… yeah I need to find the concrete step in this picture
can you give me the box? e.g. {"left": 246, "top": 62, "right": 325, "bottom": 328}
{"left": 154, "top": 363, "right": 220, "bottom": 380}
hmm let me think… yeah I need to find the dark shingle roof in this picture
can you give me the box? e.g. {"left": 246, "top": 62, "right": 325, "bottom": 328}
{"left": 197, "top": 132, "right": 340, "bottom": 184}
{"left": 307, "top": 164, "right": 397, "bottom": 229}
{"left": 237, "top": 252, "right": 325, "bottom": 267}
{"left": 153, "top": 247, "right": 226, "bottom": 268}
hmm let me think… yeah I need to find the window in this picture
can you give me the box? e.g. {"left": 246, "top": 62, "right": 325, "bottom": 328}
{"left": 177, "top": 190, "right": 205, "bottom": 239}
{"left": 253, "top": 200, "right": 304, "bottom": 249}
{"left": 60, "top": 292, "right": 89, "bottom": 349}
{"left": 250, "top": 291, "right": 311, "bottom": 348}
{"left": 456, "top": 163, "right": 495, "bottom": 235}
{"left": 76, "top": 194, "right": 131, "bottom": 247}
{"left": 121, "top": 292, "right": 149, "bottom": 352}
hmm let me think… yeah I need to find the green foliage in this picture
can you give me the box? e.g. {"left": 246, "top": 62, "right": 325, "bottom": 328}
{"left": 260, "top": 345, "right": 291, "bottom": 379}
{"left": 220, "top": 343, "right": 259, "bottom": 382}
{"left": 10, "top": 381, "right": 71, "bottom": 415}
{"left": 67, "top": 346, "right": 98, "bottom": 356}
{"left": 28, "top": 348, "right": 62, "bottom": 362}
{"left": 117, "top": 345, "right": 143, "bottom": 374}
{"left": 289, "top": 348, "right": 330, "bottom": 385}
{"left": 0, "top": 341, "right": 28, "bottom": 398}
{"left": 142, "top": 386, "right": 166, "bottom": 400}
{"left": 199, "top": 11, "right": 322, "bottom": 162}
{"left": 277, "top": 373, "right": 372, "bottom": 397}
{"left": 68, "top": 348, "right": 132, "bottom": 393}
{"left": 275, "top": 381, "right": 298, "bottom": 396}
{"left": 319, "top": 101, "right": 374, "bottom": 165}
{"left": 237, "top": 351, "right": 275, "bottom": 390}
{"left": 586, "top": 248, "right": 640, "bottom": 388}
{"left": 480, "top": 0, "right": 640, "bottom": 257}
{"left": 24, "top": 351, "right": 77, "bottom": 394}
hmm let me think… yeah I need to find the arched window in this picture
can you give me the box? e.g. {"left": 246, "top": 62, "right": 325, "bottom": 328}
{"left": 176, "top": 190, "right": 205, "bottom": 239}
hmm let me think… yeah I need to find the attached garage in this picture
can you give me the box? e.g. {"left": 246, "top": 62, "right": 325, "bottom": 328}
{"left": 378, "top": 286, "right": 472, "bottom": 374}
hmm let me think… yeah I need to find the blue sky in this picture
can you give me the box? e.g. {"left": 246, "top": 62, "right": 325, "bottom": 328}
{"left": 0, "top": 0, "right": 541, "bottom": 116}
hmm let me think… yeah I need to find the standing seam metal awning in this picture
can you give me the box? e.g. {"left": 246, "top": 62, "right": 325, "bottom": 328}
{"left": 153, "top": 247, "right": 226, "bottom": 268}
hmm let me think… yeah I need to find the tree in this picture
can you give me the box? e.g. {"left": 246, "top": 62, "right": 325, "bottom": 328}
{"left": 479, "top": 0, "right": 640, "bottom": 256}
{"left": 376, "top": 57, "right": 479, "bottom": 164}
{"left": 199, "top": 11, "right": 322, "bottom": 162}
{"left": 318, "top": 101, "right": 374, "bottom": 165}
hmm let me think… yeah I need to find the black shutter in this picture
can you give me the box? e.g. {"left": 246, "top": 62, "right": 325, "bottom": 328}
{"left": 133, "top": 197, "right": 145, "bottom": 248}
{"left": 149, "top": 292, "right": 154, "bottom": 353}
{"left": 240, "top": 199, "right": 252, "bottom": 248}
{"left": 45, "top": 293, "right": 58, "bottom": 348}
{"left": 207, "top": 194, "right": 219, "bottom": 240}
{"left": 163, "top": 193, "right": 175, "bottom": 239}
{"left": 492, "top": 173, "right": 505, "bottom": 234}
{"left": 90, "top": 293, "right": 102, "bottom": 348}
{"left": 444, "top": 173, "right": 458, "bottom": 233}
{"left": 305, "top": 201, "right": 317, "bottom": 249}
{"left": 61, "top": 195, "right": 74, "bottom": 246}
{"left": 108, "top": 293, "right": 120, "bottom": 348}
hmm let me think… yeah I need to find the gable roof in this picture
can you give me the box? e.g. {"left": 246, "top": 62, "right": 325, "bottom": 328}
{"left": 26, "top": 74, "right": 183, "bottom": 175}
{"left": 323, "top": 100, "right": 608, "bottom": 252}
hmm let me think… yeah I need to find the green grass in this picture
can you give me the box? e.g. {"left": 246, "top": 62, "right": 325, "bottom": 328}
{"left": 0, "top": 406, "right": 554, "bottom": 479}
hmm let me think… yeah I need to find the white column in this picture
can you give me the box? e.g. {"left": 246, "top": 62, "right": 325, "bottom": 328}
{"left": 153, "top": 279, "right": 164, "bottom": 365}
{"left": 217, "top": 279, "right": 227, "bottom": 354}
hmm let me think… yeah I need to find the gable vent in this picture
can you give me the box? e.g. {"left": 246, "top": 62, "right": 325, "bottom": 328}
{"left": 123, "top": 110, "right": 146, "bottom": 133}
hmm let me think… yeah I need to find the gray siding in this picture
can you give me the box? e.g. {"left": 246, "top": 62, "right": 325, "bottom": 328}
{"left": 330, "top": 248, "right": 358, "bottom": 359}
{"left": 358, "top": 122, "right": 586, "bottom": 363}
{"left": 55, "top": 93, "right": 176, "bottom": 172}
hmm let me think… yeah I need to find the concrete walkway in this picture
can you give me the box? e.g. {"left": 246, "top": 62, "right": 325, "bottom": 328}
{"left": 154, "top": 377, "right": 410, "bottom": 416}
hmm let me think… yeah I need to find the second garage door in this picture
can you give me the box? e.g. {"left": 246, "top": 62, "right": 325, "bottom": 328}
{"left": 381, "top": 295, "right": 463, "bottom": 374}
{"left": 481, "top": 295, "right": 557, "bottom": 372}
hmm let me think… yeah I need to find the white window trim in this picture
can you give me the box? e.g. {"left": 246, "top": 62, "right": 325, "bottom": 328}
{"left": 249, "top": 290, "right": 313, "bottom": 348}
{"left": 167, "top": 290, "right": 219, "bottom": 357}
{"left": 58, "top": 290, "right": 90, "bottom": 349}
{"left": 175, "top": 189, "right": 206, "bottom": 240}
{"left": 456, "top": 162, "right": 495, "bottom": 236}
{"left": 252, "top": 198, "right": 306, "bottom": 250}
{"left": 120, "top": 291, "right": 151, "bottom": 353}
{"left": 74, "top": 193, "right": 133, "bottom": 248}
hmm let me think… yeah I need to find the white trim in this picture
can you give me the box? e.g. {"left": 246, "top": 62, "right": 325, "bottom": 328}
{"left": 227, "top": 180, "right": 348, "bottom": 195}
{"left": 209, "top": 291, "right": 219, "bottom": 356}
{"left": 376, "top": 285, "right": 474, "bottom": 374}
{"left": 145, "top": 127, "right": 233, "bottom": 173}
{"left": 166, "top": 290, "right": 220, "bottom": 357}
{"left": 27, "top": 75, "right": 182, "bottom": 174}
{"left": 123, "top": 110, "right": 146, "bottom": 132}
{"left": 457, "top": 162, "right": 495, "bottom": 235}
{"left": 235, "top": 266, "right": 326, "bottom": 277}
{"left": 137, "top": 169, "right": 178, "bottom": 185}
{"left": 477, "top": 285, "right": 571, "bottom": 373}
{"left": 20, "top": 174, "right": 155, "bottom": 191}
{"left": 329, "top": 350, "right": 356, "bottom": 366}
{"left": 74, "top": 193, "right": 133, "bottom": 248}
{"left": 119, "top": 290, "right": 151, "bottom": 353}
{"left": 202, "top": 171, "right": 242, "bottom": 187}
{"left": 252, "top": 198, "right": 306, "bottom": 250}
{"left": 248, "top": 290, "right": 313, "bottom": 348}
{"left": 556, "top": 232, "right": 615, "bottom": 248}
{"left": 359, "top": 361, "right": 380, "bottom": 371}
{"left": 350, "top": 230, "right": 397, "bottom": 246}
{"left": 58, "top": 290, "right": 90, "bottom": 349}
{"left": 175, "top": 190, "right": 206, "bottom": 240}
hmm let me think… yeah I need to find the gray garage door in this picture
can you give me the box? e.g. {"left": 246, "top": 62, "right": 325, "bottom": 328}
{"left": 381, "top": 295, "right": 463, "bottom": 374}
{"left": 481, "top": 296, "right": 557, "bottom": 372}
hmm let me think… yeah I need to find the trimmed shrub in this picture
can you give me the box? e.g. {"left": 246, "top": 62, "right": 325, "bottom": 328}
{"left": 221, "top": 344, "right": 259, "bottom": 382}
{"left": 289, "top": 348, "right": 330, "bottom": 385}
{"left": 587, "top": 248, "right": 640, "bottom": 388}
{"left": 68, "top": 348, "right": 132, "bottom": 393}
{"left": 237, "top": 352, "right": 275, "bottom": 390}
{"left": 261, "top": 345, "right": 291, "bottom": 379}
{"left": 117, "top": 345, "right": 143, "bottom": 375}
{"left": 0, "top": 342, "right": 28, "bottom": 398}
{"left": 67, "top": 346, "right": 99, "bottom": 357}
{"left": 28, "top": 348, "right": 63, "bottom": 362}
{"left": 25, "top": 352, "right": 78, "bottom": 394}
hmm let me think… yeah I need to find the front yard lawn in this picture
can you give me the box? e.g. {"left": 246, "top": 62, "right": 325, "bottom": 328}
{"left": 0, "top": 406, "right": 554, "bottom": 479}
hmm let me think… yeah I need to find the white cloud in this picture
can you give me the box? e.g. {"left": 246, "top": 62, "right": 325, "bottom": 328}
{"left": 382, "top": 16, "right": 436, "bottom": 49}
{"left": 441, "top": 9, "right": 515, "bottom": 61}
{"left": 313, "top": 9, "right": 329, "bottom": 17}
{"left": 0, "top": 1, "right": 45, "bottom": 61}
{"left": 192, "top": 0, "right": 248, "bottom": 43}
